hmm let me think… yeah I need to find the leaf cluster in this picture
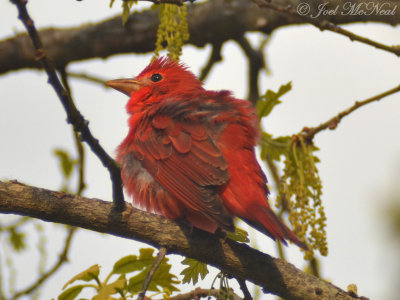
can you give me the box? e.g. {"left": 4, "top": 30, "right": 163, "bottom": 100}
{"left": 109, "top": 0, "right": 138, "bottom": 26}
{"left": 111, "top": 0, "right": 190, "bottom": 59}
{"left": 155, "top": 3, "right": 189, "bottom": 60}
{"left": 58, "top": 248, "right": 180, "bottom": 300}
{"left": 257, "top": 83, "right": 328, "bottom": 259}
{"left": 58, "top": 227, "right": 250, "bottom": 300}
{"left": 278, "top": 136, "right": 328, "bottom": 259}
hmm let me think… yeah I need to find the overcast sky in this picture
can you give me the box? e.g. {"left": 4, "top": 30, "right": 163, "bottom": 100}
{"left": 1, "top": 1, "right": 400, "bottom": 299}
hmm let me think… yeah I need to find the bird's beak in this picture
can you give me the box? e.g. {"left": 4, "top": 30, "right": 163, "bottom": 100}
{"left": 105, "top": 79, "right": 142, "bottom": 96}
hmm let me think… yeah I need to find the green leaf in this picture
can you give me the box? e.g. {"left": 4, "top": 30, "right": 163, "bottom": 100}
{"left": 63, "top": 265, "right": 100, "bottom": 289}
{"left": 127, "top": 260, "right": 180, "bottom": 294}
{"left": 8, "top": 228, "right": 26, "bottom": 251}
{"left": 138, "top": 248, "right": 157, "bottom": 266}
{"left": 257, "top": 82, "right": 292, "bottom": 118}
{"left": 180, "top": 258, "right": 209, "bottom": 285}
{"left": 148, "top": 263, "right": 180, "bottom": 292}
{"left": 53, "top": 148, "right": 77, "bottom": 179}
{"left": 277, "top": 81, "right": 292, "bottom": 97}
{"left": 226, "top": 227, "right": 249, "bottom": 243}
{"left": 155, "top": 3, "right": 189, "bottom": 59}
{"left": 93, "top": 277, "right": 126, "bottom": 300}
{"left": 260, "top": 132, "right": 291, "bottom": 162}
{"left": 58, "top": 285, "right": 84, "bottom": 300}
{"left": 112, "top": 248, "right": 156, "bottom": 274}
{"left": 126, "top": 270, "right": 145, "bottom": 293}
{"left": 112, "top": 255, "right": 139, "bottom": 274}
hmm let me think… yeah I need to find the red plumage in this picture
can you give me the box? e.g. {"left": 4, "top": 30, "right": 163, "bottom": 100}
{"left": 106, "top": 57, "right": 306, "bottom": 249}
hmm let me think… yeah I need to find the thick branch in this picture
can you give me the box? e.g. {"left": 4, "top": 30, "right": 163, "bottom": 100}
{"left": 1, "top": 0, "right": 399, "bottom": 75}
{"left": 0, "top": 180, "right": 367, "bottom": 300}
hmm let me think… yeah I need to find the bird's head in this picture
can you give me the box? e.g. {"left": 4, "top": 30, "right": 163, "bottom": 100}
{"left": 106, "top": 57, "right": 204, "bottom": 113}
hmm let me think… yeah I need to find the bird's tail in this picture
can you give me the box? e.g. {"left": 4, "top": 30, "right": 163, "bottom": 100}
{"left": 241, "top": 207, "right": 308, "bottom": 250}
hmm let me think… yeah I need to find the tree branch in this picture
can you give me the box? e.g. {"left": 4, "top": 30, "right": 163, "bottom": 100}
{"left": 302, "top": 83, "right": 400, "bottom": 142}
{"left": 235, "top": 36, "right": 264, "bottom": 103}
{"left": 138, "top": 247, "right": 167, "bottom": 300}
{"left": 67, "top": 71, "right": 109, "bottom": 87}
{"left": 0, "top": 180, "right": 368, "bottom": 300}
{"left": 237, "top": 279, "right": 252, "bottom": 300}
{"left": 59, "top": 68, "right": 87, "bottom": 196}
{"left": 253, "top": 0, "right": 400, "bottom": 57}
{"left": 10, "top": 0, "right": 125, "bottom": 210}
{"left": 168, "top": 287, "right": 241, "bottom": 300}
{"left": 1, "top": 0, "right": 399, "bottom": 75}
{"left": 198, "top": 42, "right": 223, "bottom": 82}
{"left": 136, "top": 0, "right": 194, "bottom": 4}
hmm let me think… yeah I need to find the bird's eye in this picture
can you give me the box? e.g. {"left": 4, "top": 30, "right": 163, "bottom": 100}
{"left": 150, "top": 73, "right": 162, "bottom": 82}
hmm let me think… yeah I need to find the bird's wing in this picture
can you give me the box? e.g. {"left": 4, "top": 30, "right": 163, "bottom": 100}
{"left": 133, "top": 114, "right": 234, "bottom": 231}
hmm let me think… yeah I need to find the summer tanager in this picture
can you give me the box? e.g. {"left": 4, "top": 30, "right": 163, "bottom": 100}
{"left": 106, "top": 57, "right": 306, "bottom": 249}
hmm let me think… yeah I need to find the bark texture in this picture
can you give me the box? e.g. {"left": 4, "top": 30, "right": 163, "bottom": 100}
{"left": 0, "top": 180, "right": 367, "bottom": 300}
{"left": 1, "top": 0, "right": 399, "bottom": 74}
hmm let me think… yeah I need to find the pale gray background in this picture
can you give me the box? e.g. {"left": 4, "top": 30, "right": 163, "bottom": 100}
{"left": 1, "top": 1, "right": 400, "bottom": 299}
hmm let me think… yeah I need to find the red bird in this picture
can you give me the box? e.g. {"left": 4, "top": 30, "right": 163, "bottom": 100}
{"left": 106, "top": 57, "right": 305, "bottom": 249}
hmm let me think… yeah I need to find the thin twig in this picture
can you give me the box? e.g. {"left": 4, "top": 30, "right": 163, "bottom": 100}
{"left": 235, "top": 36, "right": 265, "bottom": 104}
{"left": 308, "top": 257, "right": 321, "bottom": 278}
{"left": 11, "top": 70, "right": 87, "bottom": 300}
{"left": 168, "top": 287, "right": 243, "bottom": 300}
{"left": 10, "top": 0, "right": 125, "bottom": 210}
{"left": 136, "top": 0, "right": 195, "bottom": 5}
{"left": 59, "top": 69, "right": 87, "bottom": 196}
{"left": 199, "top": 42, "right": 223, "bottom": 81}
{"left": 303, "top": 83, "right": 400, "bottom": 142}
{"left": 253, "top": 0, "right": 400, "bottom": 57}
{"left": 264, "top": 155, "right": 289, "bottom": 215}
{"left": 265, "top": 155, "right": 281, "bottom": 191}
{"left": 258, "top": 35, "right": 272, "bottom": 75}
{"left": 237, "top": 279, "right": 252, "bottom": 300}
{"left": 11, "top": 227, "right": 77, "bottom": 300}
{"left": 73, "top": 130, "right": 86, "bottom": 195}
{"left": 137, "top": 247, "right": 167, "bottom": 300}
{"left": 264, "top": 159, "right": 288, "bottom": 262}
{"left": 67, "top": 72, "right": 109, "bottom": 87}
